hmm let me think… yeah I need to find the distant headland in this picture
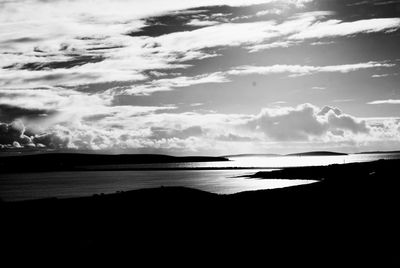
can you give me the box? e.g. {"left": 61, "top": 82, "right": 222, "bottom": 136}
{"left": 0, "top": 153, "right": 229, "bottom": 174}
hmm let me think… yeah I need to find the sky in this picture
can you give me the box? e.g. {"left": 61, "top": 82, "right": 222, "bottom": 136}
{"left": 0, "top": 0, "right": 400, "bottom": 155}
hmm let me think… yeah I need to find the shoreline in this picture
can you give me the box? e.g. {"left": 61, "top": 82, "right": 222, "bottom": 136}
{"left": 1, "top": 159, "right": 399, "bottom": 265}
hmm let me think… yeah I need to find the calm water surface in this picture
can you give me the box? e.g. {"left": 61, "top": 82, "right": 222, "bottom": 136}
{"left": 1, "top": 153, "right": 398, "bottom": 201}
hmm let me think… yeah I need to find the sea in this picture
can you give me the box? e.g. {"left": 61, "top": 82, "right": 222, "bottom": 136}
{"left": 0, "top": 153, "right": 399, "bottom": 202}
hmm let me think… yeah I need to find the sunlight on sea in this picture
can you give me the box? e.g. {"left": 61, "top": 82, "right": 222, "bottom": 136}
{"left": 1, "top": 153, "right": 399, "bottom": 202}
{"left": 116, "top": 153, "right": 400, "bottom": 169}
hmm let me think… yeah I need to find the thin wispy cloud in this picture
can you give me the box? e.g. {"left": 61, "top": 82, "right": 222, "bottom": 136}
{"left": 226, "top": 61, "right": 395, "bottom": 77}
{"left": 289, "top": 18, "right": 400, "bottom": 40}
{"left": 367, "top": 99, "right": 400, "bottom": 104}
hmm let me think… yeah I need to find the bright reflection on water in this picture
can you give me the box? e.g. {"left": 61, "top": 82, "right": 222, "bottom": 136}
{"left": 1, "top": 153, "right": 399, "bottom": 202}
{"left": 0, "top": 169, "right": 315, "bottom": 202}
{"left": 225, "top": 153, "right": 400, "bottom": 168}
{"left": 126, "top": 153, "right": 400, "bottom": 169}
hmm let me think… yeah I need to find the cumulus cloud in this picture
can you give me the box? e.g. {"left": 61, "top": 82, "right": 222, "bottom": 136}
{"left": 0, "top": 119, "right": 74, "bottom": 149}
{"left": 247, "top": 103, "right": 369, "bottom": 141}
{"left": 0, "top": 120, "right": 33, "bottom": 147}
{"left": 1, "top": 103, "right": 399, "bottom": 154}
{"left": 32, "top": 132, "right": 70, "bottom": 149}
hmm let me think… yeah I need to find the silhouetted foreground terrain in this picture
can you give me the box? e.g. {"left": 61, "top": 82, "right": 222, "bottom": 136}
{"left": 0, "top": 153, "right": 228, "bottom": 173}
{"left": 1, "top": 160, "right": 399, "bottom": 265}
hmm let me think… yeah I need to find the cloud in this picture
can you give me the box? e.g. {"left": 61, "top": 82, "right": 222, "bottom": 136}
{"left": 139, "top": 10, "right": 400, "bottom": 71}
{"left": 1, "top": 1, "right": 400, "bottom": 154}
{"left": 256, "top": 8, "right": 284, "bottom": 16}
{"left": 117, "top": 72, "right": 228, "bottom": 95}
{"left": 1, "top": 103, "right": 399, "bottom": 155}
{"left": 144, "top": 11, "right": 332, "bottom": 59}
{"left": 247, "top": 41, "right": 300, "bottom": 53}
{"left": 150, "top": 126, "right": 204, "bottom": 139}
{"left": 367, "top": 99, "right": 400, "bottom": 104}
{"left": 186, "top": 19, "right": 220, "bottom": 27}
{"left": 31, "top": 132, "right": 69, "bottom": 148}
{"left": 0, "top": 120, "right": 33, "bottom": 147}
{"left": 114, "top": 60, "right": 395, "bottom": 95}
{"left": 289, "top": 18, "right": 400, "bottom": 40}
{"left": 216, "top": 133, "right": 257, "bottom": 142}
{"left": 146, "top": 20, "right": 277, "bottom": 55}
{"left": 332, "top": 99, "right": 354, "bottom": 103}
{"left": 0, "top": 104, "right": 51, "bottom": 122}
{"left": 2, "top": 1, "right": 295, "bottom": 91}
{"left": 226, "top": 61, "right": 395, "bottom": 77}
{"left": 0, "top": 85, "right": 177, "bottom": 134}
{"left": 0, "top": 67, "right": 148, "bottom": 88}
{"left": 247, "top": 103, "right": 369, "bottom": 141}
{"left": 371, "top": 74, "right": 390, "bottom": 78}
{"left": 311, "top": 86, "right": 326, "bottom": 90}
{"left": 1, "top": 1, "right": 399, "bottom": 96}
{"left": 240, "top": 14, "right": 400, "bottom": 52}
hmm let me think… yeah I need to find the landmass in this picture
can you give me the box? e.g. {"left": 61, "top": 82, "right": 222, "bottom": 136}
{"left": 222, "top": 153, "right": 281, "bottom": 157}
{"left": 0, "top": 153, "right": 229, "bottom": 173}
{"left": 1, "top": 159, "right": 398, "bottom": 265}
{"left": 285, "top": 150, "right": 348, "bottom": 156}
{"left": 356, "top": 150, "right": 400, "bottom": 154}
{"left": 223, "top": 151, "right": 348, "bottom": 157}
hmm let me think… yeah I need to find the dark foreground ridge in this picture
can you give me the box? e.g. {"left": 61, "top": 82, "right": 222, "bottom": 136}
{"left": 0, "top": 153, "right": 228, "bottom": 173}
{"left": 1, "top": 160, "right": 399, "bottom": 265}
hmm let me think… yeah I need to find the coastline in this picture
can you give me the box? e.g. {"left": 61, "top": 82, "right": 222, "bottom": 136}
{"left": 1, "top": 159, "right": 399, "bottom": 265}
